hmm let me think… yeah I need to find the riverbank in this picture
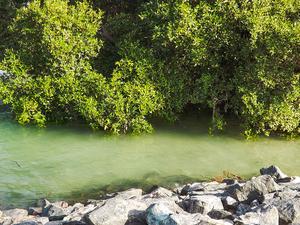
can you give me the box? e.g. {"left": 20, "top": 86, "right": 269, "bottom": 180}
{"left": 1, "top": 166, "right": 300, "bottom": 225}
{"left": 1, "top": 112, "right": 300, "bottom": 208}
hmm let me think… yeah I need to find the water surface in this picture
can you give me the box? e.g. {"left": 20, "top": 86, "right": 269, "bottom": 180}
{"left": 0, "top": 113, "right": 299, "bottom": 208}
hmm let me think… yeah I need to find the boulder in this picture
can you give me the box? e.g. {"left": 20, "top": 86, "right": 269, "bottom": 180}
{"left": 141, "top": 192, "right": 179, "bottom": 208}
{"left": 235, "top": 204, "right": 251, "bottom": 216}
{"left": 207, "top": 209, "right": 234, "bottom": 220}
{"left": 235, "top": 204, "right": 278, "bottom": 225}
{"left": 85, "top": 200, "right": 104, "bottom": 205}
{"left": 86, "top": 197, "right": 147, "bottom": 225}
{"left": 45, "top": 220, "right": 86, "bottom": 225}
{"left": 146, "top": 202, "right": 186, "bottom": 225}
{"left": 222, "top": 179, "right": 238, "bottom": 185}
{"left": 115, "top": 188, "right": 143, "bottom": 200}
{"left": 14, "top": 222, "right": 39, "bottom": 225}
{"left": 37, "top": 199, "right": 51, "bottom": 209}
{"left": 181, "top": 182, "right": 227, "bottom": 196}
{"left": 45, "top": 221, "right": 64, "bottom": 225}
{"left": 260, "top": 166, "right": 288, "bottom": 181}
{"left": 70, "top": 203, "right": 84, "bottom": 210}
{"left": 180, "top": 183, "right": 207, "bottom": 195}
{"left": 140, "top": 187, "right": 182, "bottom": 209}
{"left": 0, "top": 216, "right": 13, "bottom": 225}
{"left": 146, "top": 187, "right": 174, "bottom": 198}
{"left": 201, "top": 182, "right": 228, "bottom": 192}
{"left": 184, "top": 195, "right": 223, "bottom": 214}
{"left": 63, "top": 204, "right": 97, "bottom": 222}
{"left": 0, "top": 215, "right": 48, "bottom": 225}
{"left": 249, "top": 200, "right": 260, "bottom": 208}
{"left": 28, "top": 208, "right": 42, "bottom": 216}
{"left": 42, "top": 201, "right": 73, "bottom": 221}
{"left": 146, "top": 203, "right": 232, "bottom": 225}
{"left": 2, "top": 209, "right": 28, "bottom": 219}
{"left": 2, "top": 209, "right": 28, "bottom": 224}
{"left": 44, "top": 205, "right": 68, "bottom": 221}
{"left": 221, "top": 196, "right": 238, "bottom": 210}
{"left": 265, "top": 191, "right": 300, "bottom": 224}
{"left": 279, "top": 178, "right": 300, "bottom": 189}
{"left": 63, "top": 222, "right": 86, "bottom": 225}
{"left": 20, "top": 216, "right": 49, "bottom": 225}
{"left": 230, "top": 175, "right": 278, "bottom": 203}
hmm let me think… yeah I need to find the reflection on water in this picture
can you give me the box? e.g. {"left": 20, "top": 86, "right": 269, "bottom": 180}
{"left": 0, "top": 112, "right": 299, "bottom": 208}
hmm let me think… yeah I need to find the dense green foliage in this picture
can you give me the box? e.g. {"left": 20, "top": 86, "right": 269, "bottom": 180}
{"left": 0, "top": 0, "right": 162, "bottom": 134}
{"left": 0, "top": 0, "right": 299, "bottom": 136}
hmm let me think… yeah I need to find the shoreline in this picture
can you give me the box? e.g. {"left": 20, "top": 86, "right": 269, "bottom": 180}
{"left": 1, "top": 166, "right": 300, "bottom": 225}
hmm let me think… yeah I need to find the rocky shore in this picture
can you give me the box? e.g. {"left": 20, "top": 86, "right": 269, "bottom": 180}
{"left": 1, "top": 166, "right": 300, "bottom": 225}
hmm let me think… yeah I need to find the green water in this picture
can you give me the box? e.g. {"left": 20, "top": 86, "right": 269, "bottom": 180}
{"left": 0, "top": 113, "right": 299, "bottom": 208}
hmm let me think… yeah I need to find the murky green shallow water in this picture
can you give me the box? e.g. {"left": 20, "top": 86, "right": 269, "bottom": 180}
{"left": 0, "top": 113, "right": 299, "bottom": 208}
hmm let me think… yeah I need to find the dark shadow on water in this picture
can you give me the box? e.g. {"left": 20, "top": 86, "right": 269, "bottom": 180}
{"left": 40, "top": 169, "right": 254, "bottom": 207}
{"left": 36, "top": 173, "right": 205, "bottom": 206}
{"left": 0, "top": 111, "right": 293, "bottom": 142}
{"left": 150, "top": 110, "right": 246, "bottom": 141}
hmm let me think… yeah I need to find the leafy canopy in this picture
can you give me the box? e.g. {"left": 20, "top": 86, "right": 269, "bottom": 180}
{"left": 0, "top": 0, "right": 163, "bottom": 134}
{"left": 0, "top": 0, "right": 299, "bottom": 137}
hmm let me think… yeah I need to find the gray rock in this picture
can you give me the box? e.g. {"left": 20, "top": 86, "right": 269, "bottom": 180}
{"left": 236, "top": 204, "right": 251, "bottom": 216}
{"left": 195, "top": 219, "right": 233, "bottom": 225}
{"left": 0, "top": 215, "right": 48, "bottom": 225}
{"left": 44, "top": 221, "right": 64, "bottom": 225}
{"left": 189, "top": 190, "right": 225, "bottom": 198}
{"left": 180, "top": 183, "right": 203, "bottom": 195}
{"left": 0, "top": 216, "right": 13, "bottom": 225}
{"left": 173, "top": 184, "right": 186, "bottom": 195}
{"left": 201, "top": 182, "right": 228, "bottom": 192}
{"left": 141, "top": 188, "right": 179, "bottom": 207}
{"left": 63, "top": 221, "right": 86, "bottom": 225}
{"left": 231, "top": 175, "right": 278, "bottom": 203}
{"left": 250, "top": 200, "right": 260, "bottom": 208}
{"left": 185, "top": 195, "right": 224, "bottom": 214}
{"left": 265, "top": 191, "right": 300, "bottom": 224}
{"left": 14, "top": 222, "right": 38, "bottom": 225}
{"left": 20, "top": 217, "right": 49, "bottom": 225}
{"left": 139, "top": 187, "right": 182, "bottom": 209}
{"left": 115, "top": 188, "right": 143, "bottom": 200}
{"left": 2, "top": 209, "right": 28, "bottom": 224}
{"left": 278, "top": 177, "right": 300, "bottom": 188}
{"left": 147, "top": 187, "right": 174, "bottom": 198}
{"left": 235, "top": 204, "right": 278, "bottom": 225}
{"left": 85, "top": 200, "right": 104, "bottom": 206}
{"left": 181, "top": 182, "right": 227, "bottom": 196}
{"left": 260, "top": 165, "right": 288, "bottom": 180}
{"left": 63, "top": 204, "right": 96, "bottom": 222}
{"left": 86, "top": 197, "right": 147, "bottom": 225}
{"left": 207, "top": 209, "right": 234, "bottom": 220}
{"left": 44, "top": 205, "right": 68, "bottom": 221}
{"left": 146, "top": 202, "right": 187, "bottom": 225}
{"left": 42, "top": 201, "right": 72, "bottom": 221}
{"left": 222, "top": 179, "right": 238, "bottom": 185}
{"left": 146, "top": 203, "right": 232, "bottom": 225}
{"left": 37, "top": 199, "right": 51, "bottom": 209}
{"left": 263, "top": 193, "right": 276, "bottom": 201}
{"left": 28, "top": 208, "right": 42, "bottom": 216}
{"left": 70, "top": 203, "right": 84, "bottom": 210}
{"left": 45, "top": 220, "right": 86, "bottom": 225}
{"left": 2, "top": 209, "right": 28, "bottom": 219}
{"left": 221, "top": 196, "right": 238, "bottom": 210}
